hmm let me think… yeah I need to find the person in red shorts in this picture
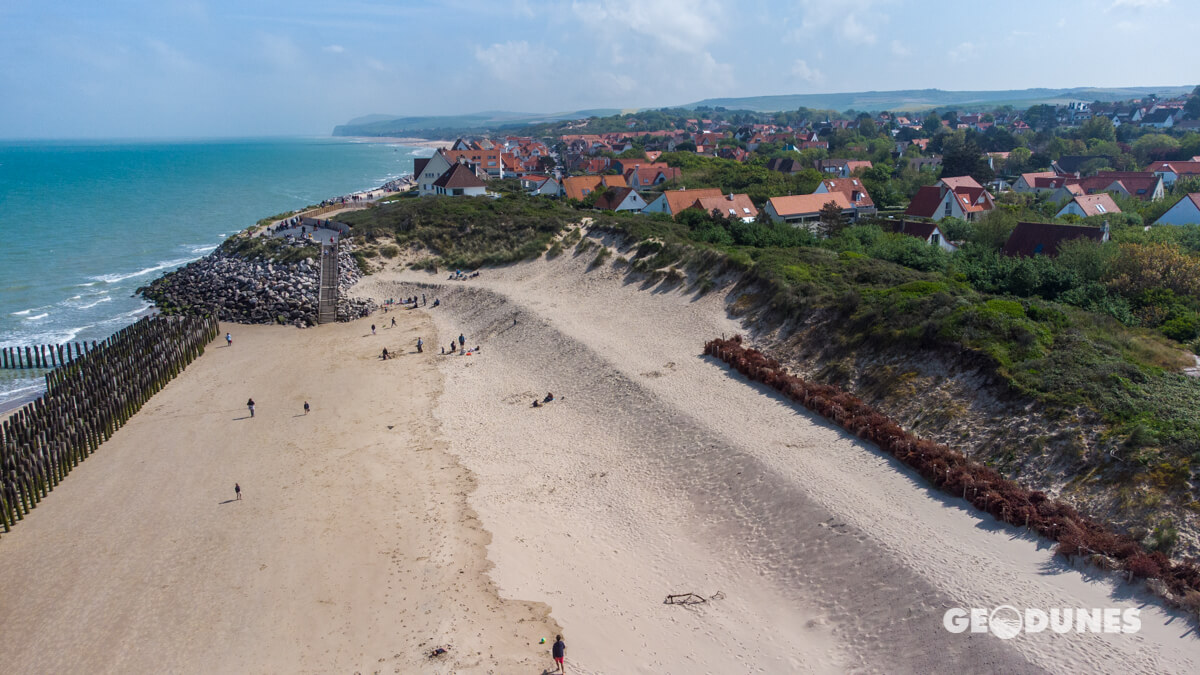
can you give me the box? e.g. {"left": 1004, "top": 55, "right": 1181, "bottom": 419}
{"left": 551, "top": 634, "right": 565, "bottom": 673}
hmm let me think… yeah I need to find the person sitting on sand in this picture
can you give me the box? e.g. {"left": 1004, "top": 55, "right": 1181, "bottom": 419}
{"left": 532, "top": 399, "right": 541, "bottom": 408}
{"left": 381, "top": 347, "right": 389, "bottom": 360}
{"left": 432, "top": 299, "right": 440, "bottom": 307}
{"left": 544, "top": 393, "right": 554, "bottom": 403}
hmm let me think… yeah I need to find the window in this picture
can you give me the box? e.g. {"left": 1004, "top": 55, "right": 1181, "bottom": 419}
{"left": 1096, "top": 204, "right": 1106, "bottom": 213}
{"left": 944, "top": 201, "right": 952, "bottom": 216}
{"left": 931, "top": 233, "right": 940, "bottom": 246}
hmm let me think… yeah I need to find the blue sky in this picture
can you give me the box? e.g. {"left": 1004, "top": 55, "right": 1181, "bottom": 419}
{"left": 1, "top": 0, "right": 1197, "bottom": 138}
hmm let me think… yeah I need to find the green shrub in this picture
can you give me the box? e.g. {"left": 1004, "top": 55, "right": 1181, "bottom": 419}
{"left": 590, "top": 247, "right": 611, "bottom": 269}
{"left": 379, "top": 244, "right": 400, "bottom": 259}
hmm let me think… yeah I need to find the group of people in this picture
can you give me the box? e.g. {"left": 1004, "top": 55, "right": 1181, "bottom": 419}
{"left": 447, "top": 270, "right": 479, "bottom": 281}
{"left": 532, "top": 392, "right": 555, "bottom": 408}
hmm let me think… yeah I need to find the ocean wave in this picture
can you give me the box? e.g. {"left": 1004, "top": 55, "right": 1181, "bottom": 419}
{"left": 77, "top": 281, "right": 97, "bottom": 287}
{"left": 77, "top": 297, "right": 113, "bottom": 310}
{"left": 187, "top": 243, "right": 219, "bottom": 254}
{"left": 23, "top": 313, "right": 49, "bottom": 321}
{"left": 90, "top": 257, "right": 196, "bottom": 284}
{"left": 10, "top": 308, "right": 35, "bottom": 316}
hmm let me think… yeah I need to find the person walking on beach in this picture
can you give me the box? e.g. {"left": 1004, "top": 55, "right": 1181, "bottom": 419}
{"left": 422, "top": 293, "right": 426, "bottom": 306}
{"left": 552, "top": 635, "right": 566, "bottom": 674}
{"left": 391, "top": 317, "right": 396, "bottom": 328}
{"left": 303, "top": 401, "right": 310, "bottom": 415}
{"left": 235, "top": 483, "right": 242, "bottom": 500}
{"left": 226, "top": 332, "right": 232, "bottom": 347}
{"left": 371, "top": 324, "right": 376, "bottom": 335}
{"left": 416, "top": 338, "right": 423, "bottom": 353}
{"left": 247, "top": 398, "right": 255, "bottom": 418}
{"left": 458, "top": 333, "right": 465, "bottom": 348}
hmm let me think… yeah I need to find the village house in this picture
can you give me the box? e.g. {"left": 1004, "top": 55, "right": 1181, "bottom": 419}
{"left": 642, "top": 188, "right": 726, "bottom": 218}
{"left": 904, "top": 176, "right": 995, "bottom": 221}
{"left": 763, "top": 192, "right": 854, "bottom": 228}
{"left": 813, "top": 178, "right": 876, "bottom": 218}
{"left": 593, "top": 187, "right": 649, "bottom": 213}
{"left": 623, "top": 163, "right": 682, "bottom": 189}
{"left": 765, "top": 158, "right": 808, "bottom": 174}
{"left": 690, "top": 193, "right": 759, "bottom": 223}
{"left": 1146, "top": 160, "right": 1200, "bottom": 187}
{"left": 1002, "top": 221, "right": 1109, "bottom": 257}
{"left": 521, "top": 175, "right": 563, "bottom": 197}
{"left": 1013, "top": 171, "right": 1066, "bottom": 194}
{"left": 430, "top": 162, "right": 488, "bottom": 197}
{"left": 815, "top": 159, "right": 873, "bottom": 177}
{"left": 561, "top": 175, "right": 627, "bottom": 202}
{"left": 1046, "top": 173, "right": 1165, "bottom": 203}
{"left": 887, "top": 221, "right": 958, "bottom": 251}
{"left": 1056, "top": 193, "right": 1121, "bottom": 218}
{"left": 1153, "top": 193, "right": 1200, "bottom": 226}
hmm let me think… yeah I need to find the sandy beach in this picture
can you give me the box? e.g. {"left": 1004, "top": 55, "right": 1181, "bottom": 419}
{"left": 2, "top": 231, "right": 1198, "bottom": 674}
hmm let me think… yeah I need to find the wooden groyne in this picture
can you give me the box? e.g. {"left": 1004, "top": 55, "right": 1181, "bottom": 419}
{"left": 1, "top": 343, "right": 84, "bottom": 370}
{"left": 0, "top": 314, "right": 219, "bottom": 535}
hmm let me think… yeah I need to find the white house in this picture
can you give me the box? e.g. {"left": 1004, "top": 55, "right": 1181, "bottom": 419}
{"left": 414, "top": 152, "right": 455, "bottom": 196}
{"left": 642, "top": 188, "right": 725, "bottom": 217}
{"left": 594, "top": 187, "right": 649, "bottom": 212}
{"left": 904, "top": 176, "right": 995, "bottom": 222}
{"left": 1056, "top": 193, "right": 1120, "bottom": 219}
{"left": 431, "top": 162, "right": 488, "bottom": 197}
{"left": 888, "top": 221, "right": 959, "bottom": 251}
{"left": 1153, "top": 193, "right": 1200, "bottom": 226}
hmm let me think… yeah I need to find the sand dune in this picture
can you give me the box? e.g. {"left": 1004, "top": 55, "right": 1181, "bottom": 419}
{"left": 352, "top": 233, "right": 1198, "bottom": 674}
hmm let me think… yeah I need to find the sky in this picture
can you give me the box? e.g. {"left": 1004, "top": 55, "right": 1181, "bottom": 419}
{"left": 1, "top": 0, "right": 1197, "bottom": 139}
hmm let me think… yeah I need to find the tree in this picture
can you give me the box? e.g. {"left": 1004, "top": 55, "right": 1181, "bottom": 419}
{"left": 969, "top": 209, "right": 1017, "bottom": 250}
{"left": 1080, "top": 116, "right": 1116, "bottom": 143}
{"left": 818, "top": 201, "right": 847, "bottom": 237}
{"left": 940, "top": 133, "right": 994, "bottom": 184}
{"left": 922, "top": 115, "right": 942, "bottom": 135}
{"left": 1133, "top": 134, "right": 1181, "bottom": 164}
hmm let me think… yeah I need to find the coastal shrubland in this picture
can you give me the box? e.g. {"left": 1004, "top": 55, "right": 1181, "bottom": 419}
{"left": 336, "top": 194, "right": 576, "bottom": 270}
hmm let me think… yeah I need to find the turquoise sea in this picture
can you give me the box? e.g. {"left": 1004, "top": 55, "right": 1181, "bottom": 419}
{"left": 0, "top": 136, "right": 428, "bottom": 408}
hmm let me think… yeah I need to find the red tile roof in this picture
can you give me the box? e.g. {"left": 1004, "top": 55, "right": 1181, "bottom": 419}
{"left": 693, "top": 193, "right": 759, "bottom": 220}
{"left": 767, "top": 192, "right": 852, "bottom": 217}
{"left": 659, "top": 188, "right": 725, "bottom": 215}
{"left": 904, "top": 185, "right": 945, "bottom": 218}
{"left": 818, "top": 178, "right": 874, "bottom": 209}
{"left": 1065, "top": 194, "right": 1121, "bottom": 217}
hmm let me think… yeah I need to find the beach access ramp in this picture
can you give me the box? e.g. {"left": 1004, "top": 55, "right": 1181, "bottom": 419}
{"left": 318, "top": 243, "right": 338, "bottom": 324}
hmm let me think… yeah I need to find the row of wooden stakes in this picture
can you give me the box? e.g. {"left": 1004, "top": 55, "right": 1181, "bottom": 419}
{"left": 0, "top": 315, "right": 219, "bottom": 535}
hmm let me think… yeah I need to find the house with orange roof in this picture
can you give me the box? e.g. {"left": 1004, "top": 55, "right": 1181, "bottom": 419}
{"left": 814, "top": 178, "right": 876, "bottom": 219}
{"left": 1146, "top": 160, "right": 1200, "bottom": 187}
{"left": 690, "top": 193, "right": 759, "bottom": 223}
{"left": 1056, "top": 194, "right": 1121, "bottom": 219}
{"left": 764, "top": 192, "right": 854, "bottom": 228}
{"left": 642, "top": 188, "right": 725, "bottom": 217}
{"left": 562, "top": 175, "right": 627, "bottom": 202}
{"left": 1013, "top": 171, "right": 1061, "bottom": 194}
{"left": 904, "top": 176, "right": 995, "bottom": 222}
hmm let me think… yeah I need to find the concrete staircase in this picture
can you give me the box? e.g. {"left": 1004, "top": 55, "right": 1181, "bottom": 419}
{"left": 317, "top": 243, "right": 338, "bottom": 324}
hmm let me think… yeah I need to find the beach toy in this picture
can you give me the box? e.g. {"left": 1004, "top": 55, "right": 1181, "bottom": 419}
{"left": 539, "top": 638, "right": 545, "bottom": 644}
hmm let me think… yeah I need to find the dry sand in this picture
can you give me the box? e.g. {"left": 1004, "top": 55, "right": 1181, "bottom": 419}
{"left": 351, "top": 232, "right": 1199, "bottom": 674}
{"left": 3, "top": 229, "right": 1198, "bottom": 674}
{"left": 0, "top": 317, "right": 557, "bottom": 674}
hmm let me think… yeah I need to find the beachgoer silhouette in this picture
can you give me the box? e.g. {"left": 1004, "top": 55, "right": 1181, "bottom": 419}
{"left": 304, "top": 401, "right": 310, "bottom": 415}
{"left": 391, "top": 317, "right": 396, "bottom": 327}
{"left": 417, "top": 338, "right": 423, "bottom": 353}
{"left": 371, "top": 324, "right": 376, "bottom": 335}
{"left": 552, "top": 635, "right": 565, "bottom": 673}
{"left": 235, "top": 483, "right": 241, "bottom": 500}
{"left": 458, "top": 334, "right": 465, "bottom": 347}
{"left": 226, "top": 332, "right": 232, "bottom": 347}
{"left": 382, "top": 347, "right": 389, "bottom": 360}
{"left": 422, "top": 294, "right": 426, "bottom": 306}
{"left": 247, "top": 398, "right": 255, "bottom": 418}
{"left": 544, "top": 393, "right": 554, "bottom": 403}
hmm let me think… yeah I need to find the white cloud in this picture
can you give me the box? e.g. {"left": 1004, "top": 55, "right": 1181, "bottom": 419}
{"left": 474, "top": 40, "right": 558, "bottom": 82}
{"left": 948, "top": 41, "right": 978, "bottom": 63}
{"left": 571, "top": 0, "right": 722, "bottom": 53}
{"left": 1108, "top": 0, "right": 1169, "bottom": 10}
{"left": 890, "top": 40, "right": 909, "bottom": 57}
{"left": 791, "top": 59, "right": 823, "bottom": 84}
{"left": 841, "top": 14, "right": 876, "bottom": 45}
{"left": 323, "top": 45, "right": 345, "bottom": 54}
